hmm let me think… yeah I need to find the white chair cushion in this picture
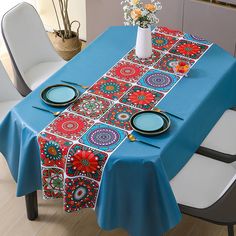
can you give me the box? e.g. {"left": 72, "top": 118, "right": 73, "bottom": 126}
{"left": 24, "top": 60, "right": 66, "bottom": 90}
{"left": 201, "top": 110, "right": 236, "bottom": 155}
{"left": 170, "top": 153, "right": 236, "bottom": 209}
{"left": 2, "top": 3, "right": 63, "bottom": 75}
{"left": 0, "top": 100, "right": 19, "bottom": 122}
{"left": 2, "top": 3, "right": 66, "bottom": 94}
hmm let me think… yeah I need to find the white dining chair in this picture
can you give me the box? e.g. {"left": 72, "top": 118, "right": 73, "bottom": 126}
{"left": 0, "top": 61, "right": 21, "bottom": 123}
{"left": 197, "top": 109, "right": 236, "bottom": 165}
{"left": 1, "top": 2, "right": 66, "bottom": 97}
{"left": 170, "top": 153, "right": 236, "bottom": 236}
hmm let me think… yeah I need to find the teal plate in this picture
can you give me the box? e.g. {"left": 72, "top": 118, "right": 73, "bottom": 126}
{"left": 130, "top": 111, "right": 171, "bottom": 136}
{"left": 41, "top": 84, "right": 79, "bottom": 107}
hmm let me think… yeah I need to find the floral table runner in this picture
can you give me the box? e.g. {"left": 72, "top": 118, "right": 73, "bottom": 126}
{"left": 38, "top": 26, "right": 212, "bottom": 212}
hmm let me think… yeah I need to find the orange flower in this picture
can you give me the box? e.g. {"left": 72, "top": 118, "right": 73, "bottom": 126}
{"left": 144, "top": 3, "right": 156, "bottom": 12}
{"left": 131, "top": 0, "right": 139, "bottom": 5}
{"left": 131, "top": 8, "right": 142, "bottom": 20}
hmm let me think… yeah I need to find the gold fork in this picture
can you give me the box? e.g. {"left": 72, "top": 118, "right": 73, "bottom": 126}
{"left": 127, "top": 134, "right": 160, "bottom": 149}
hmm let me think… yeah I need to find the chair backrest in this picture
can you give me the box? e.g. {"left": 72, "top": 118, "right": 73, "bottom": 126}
{"left": 1, "top": 2, "right": 61, "bottom": 77}
{"left": 0, "top": 61, "right": 21, "bottom": 101}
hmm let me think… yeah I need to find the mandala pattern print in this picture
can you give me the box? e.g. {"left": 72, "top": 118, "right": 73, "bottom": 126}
{"left": 120, "top": 85, "right": 164, "bottom": 110}
{"left": 138, "top": 69, "right": 179, "bottom": 92}
{"left": 66, "top": 143, "right": 108, "bottom": 181}
{"left": 42, "top": 168, "right": 64, "bottom": 199}
{"left": 125, "top": 49, "right": 163, "bottom": 67}
{"left": 80, "top": 123, "right": 127, "bottom": 152}
{"left": 100, "top": 103, "right": 140, "bottom": 131}
{"left": 152, "top": 32, "right": 178, "bottom": 51}
{"left": 45, "top": 112, "right": 94, "bottom": 140}
{"left": 184, "top": 33, "right": 212, "bottom": 45}
{"left": 69, "top": 93, "right": 113, "bottom": 119}
{"left": 88, "top": 76, "right": 132, "bottom": 100}
{"left": 155, "top": 26, "right": 184, "bottom": 37}
{"left": 38, "top": 132, "right": 73, "bottom": 169}
{"left": 106, "top": 60, "right": 148, "bottom": 83}
{"left": 64, "top": 177, "right": 99, "bottom": 212}
{"left": 169, "top": 39, "right": 209, "bottom": 59}
{"left": 154, "top": 53, "right": 195, "bottom": 73}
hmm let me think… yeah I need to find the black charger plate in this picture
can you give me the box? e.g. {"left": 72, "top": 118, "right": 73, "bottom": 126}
{"left": 41, "top": 84, "right": 79, "bottom": 107}
{"left": 130, "top": 111, "right": 171, "bottom": 136}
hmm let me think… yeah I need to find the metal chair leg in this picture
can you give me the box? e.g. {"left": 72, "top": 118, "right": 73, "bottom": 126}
{"left": 228, "top": 225, "right": 234, "bottom": 236}
{"left": 25, "top": 191, "right": 38, "bottom": 220}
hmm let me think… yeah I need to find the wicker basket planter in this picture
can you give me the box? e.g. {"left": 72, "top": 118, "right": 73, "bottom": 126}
{"left": 48, "top": 31, "right": 82, "bottom": 61}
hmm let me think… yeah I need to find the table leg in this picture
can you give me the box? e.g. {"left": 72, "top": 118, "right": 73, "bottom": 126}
{"left": 228, "top": 225, "right": 234, "bottom": 236}
{"left": 25, "top": 191, "right": 38, "bottom": 220}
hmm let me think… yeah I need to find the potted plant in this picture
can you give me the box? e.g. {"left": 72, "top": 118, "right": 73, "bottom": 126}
{"left": 121, "top": 0, "right": 162, "bottom": 59}
{"left": 49, "top": 0, "right": 82, "bottom": 61}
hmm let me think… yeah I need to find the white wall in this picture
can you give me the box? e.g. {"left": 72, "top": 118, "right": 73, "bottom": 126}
{"left": 158, "top": 0, "right": 184, "bottom": 31}
{"left": 86, "top": 0, "right": 124, "bottom": 43}
{"left": 38, "top": 0, "right": 87, "bottom": 41}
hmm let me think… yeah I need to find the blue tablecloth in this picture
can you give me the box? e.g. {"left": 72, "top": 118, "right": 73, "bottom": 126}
{"left": 1, "top": 26, "right": 236, "bottom": 236}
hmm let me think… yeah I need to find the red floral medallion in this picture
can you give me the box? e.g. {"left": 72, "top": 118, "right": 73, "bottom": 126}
{"left": 169, "top": 40, "right": 208, "bottom": 59}
{"left": 45, "top": 112, "right": 94, "bottom": 140}
{"left": 106, "top": 60, "right": 148, "bottom": 83}
{"left": 73, "top": 151, "right": 98, "bottom": 173}
{"left": 120, "top": 86, "right": 164, "bottom": 110}
{"left": 129, "top": 90, "right": 155, "bottom": 105}
{"left": 66, "top": 144, "right": 108, "bottom": 181}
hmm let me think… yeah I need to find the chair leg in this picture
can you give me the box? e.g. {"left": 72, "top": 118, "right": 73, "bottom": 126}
{"left": 228, "top": 225, "right": 234, "bottom": 236}
{"left": 25, "top": 191, "right": 38, "bottom": 220}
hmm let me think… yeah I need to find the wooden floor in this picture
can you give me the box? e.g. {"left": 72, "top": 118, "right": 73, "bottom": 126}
{"left": 0, "top": 154, "right": 232, "bottom": 236}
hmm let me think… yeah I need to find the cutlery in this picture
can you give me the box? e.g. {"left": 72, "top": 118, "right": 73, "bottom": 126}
{"left": 153, "top": 107, "right": 184, "bottom": 120}
{"left": 61, "top": 80, "right": 89, "bottom": 89}
{"left": 127, "top": 134, "right": 160, "bottom": 149}
{"left": 32, "top": 106, "right": 61, "bottom": 116}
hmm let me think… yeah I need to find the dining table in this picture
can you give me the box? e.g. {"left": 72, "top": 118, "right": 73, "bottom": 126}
{"left": 0, "top": 26, "right": 236, "bottom": 236}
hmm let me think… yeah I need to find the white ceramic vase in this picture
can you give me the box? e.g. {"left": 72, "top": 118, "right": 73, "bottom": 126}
{"left": 135, "top": 26, "right": 152, "bottom": 59}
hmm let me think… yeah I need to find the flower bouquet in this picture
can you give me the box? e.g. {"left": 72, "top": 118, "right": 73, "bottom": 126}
{"left": 121, "top": 0, "right": 162, "bottom": 58}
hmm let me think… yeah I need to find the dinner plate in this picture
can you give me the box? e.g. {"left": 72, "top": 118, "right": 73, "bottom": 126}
{"left": 130, "top": 111, "right": 171, "bottom": 136}
{"left": 41, "top": 84, "right": 79, "bottom": 107}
